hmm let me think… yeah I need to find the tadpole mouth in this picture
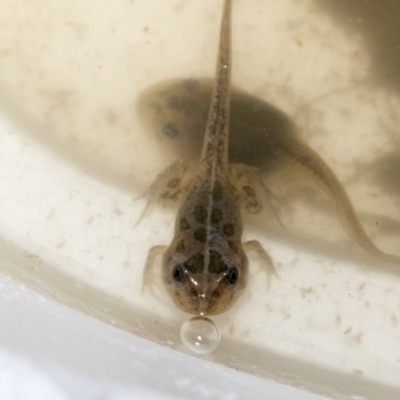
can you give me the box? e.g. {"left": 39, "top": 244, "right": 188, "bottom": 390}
{"left": 191, "top": 289, "right": 224, "bottom": 316}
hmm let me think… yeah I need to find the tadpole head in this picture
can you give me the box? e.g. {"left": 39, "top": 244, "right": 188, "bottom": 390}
{"left": 162, "top": 242, "right": 248, "bottom": 316}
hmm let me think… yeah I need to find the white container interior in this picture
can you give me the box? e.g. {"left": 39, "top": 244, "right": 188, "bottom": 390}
{"left": 0, "top": 1, "right": 400, "bottom": 399}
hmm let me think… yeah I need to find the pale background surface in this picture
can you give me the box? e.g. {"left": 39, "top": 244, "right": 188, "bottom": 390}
{"left": 0, "top": 272, "right": 327, "bottom": 400}
{"left": 0, "top": 0, "right": 400, "bottom": 399}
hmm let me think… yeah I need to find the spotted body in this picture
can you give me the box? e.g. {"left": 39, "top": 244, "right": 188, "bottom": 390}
{"left": 141, "top": 0, "right": 275, "bottom": 316}
{"left": 139, "top": 0, "right": 400, "bottom": 316}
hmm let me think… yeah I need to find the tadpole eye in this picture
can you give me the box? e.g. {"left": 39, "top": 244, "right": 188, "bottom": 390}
{"left": 226, "top": 267, "right": 239, "bottom": 285}
{"left": 172, "top": 264, "right": 185, "bottom": 283}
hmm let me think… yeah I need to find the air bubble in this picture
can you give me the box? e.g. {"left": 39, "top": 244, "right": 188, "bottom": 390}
{"left": 180, "top": 316, "right": 221, "bottom": 354}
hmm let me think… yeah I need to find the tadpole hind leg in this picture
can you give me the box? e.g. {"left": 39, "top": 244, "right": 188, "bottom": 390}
{"left": 134, "top": 159, "right": 189, "bottom": 226}
{"left": 229, "top": 163, "right": 285, "bottom": 228}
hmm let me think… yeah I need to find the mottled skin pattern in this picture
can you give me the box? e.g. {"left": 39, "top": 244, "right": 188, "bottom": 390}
{"left": 162, "top": 174, "right": 248, "bottom": 315}
{"left": 139, "top": 0, "right": 400, "bottom": 315}
{"left": 142, "top": 0, "right": 262, "bottom": 316}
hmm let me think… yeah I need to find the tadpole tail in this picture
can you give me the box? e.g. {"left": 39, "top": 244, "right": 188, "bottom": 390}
{"left": 277, "top": 134, "right": 400, "bottom": 265}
